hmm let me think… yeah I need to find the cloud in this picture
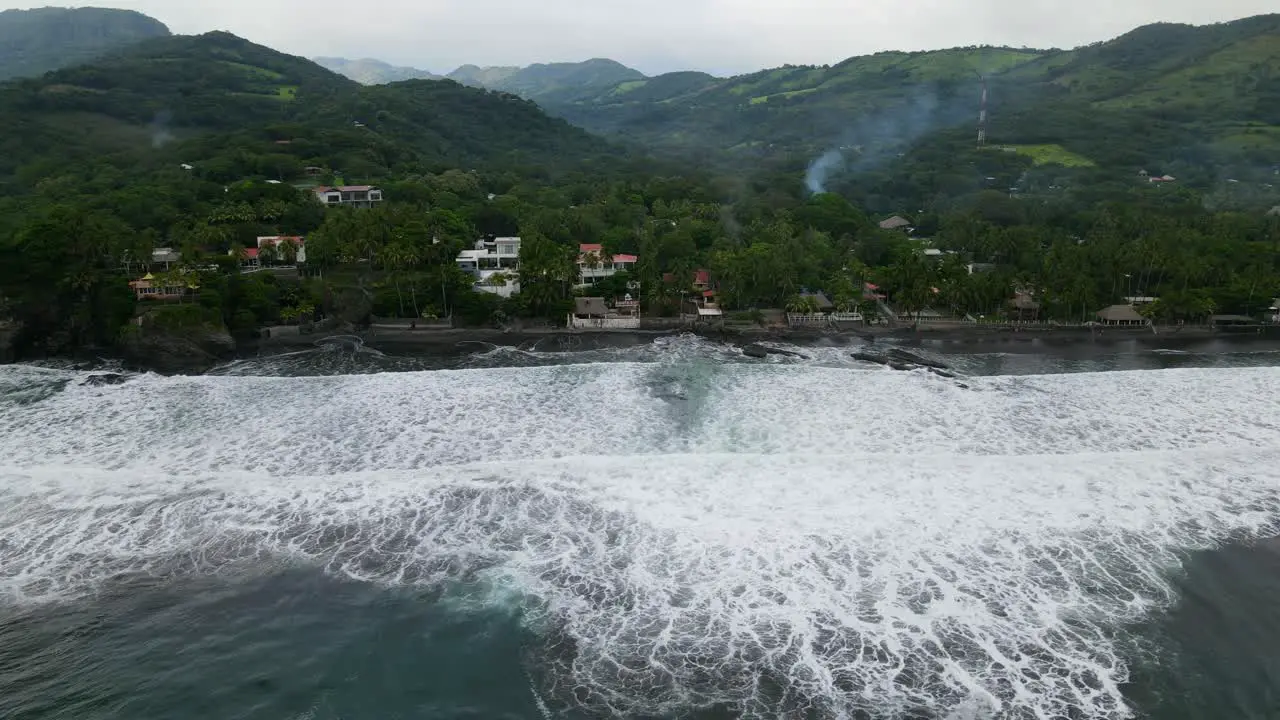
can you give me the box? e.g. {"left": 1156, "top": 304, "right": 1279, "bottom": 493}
{"left": 10, "top": 0, "right": 1277, "bottom": 75}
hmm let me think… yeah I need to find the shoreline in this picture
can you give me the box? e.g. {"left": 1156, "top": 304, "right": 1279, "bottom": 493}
{"left": 13, "top": 323, "right": 1280, "bottom": 375}
{"left": 245, "top": 323, "right": 1280, "bottom": 359}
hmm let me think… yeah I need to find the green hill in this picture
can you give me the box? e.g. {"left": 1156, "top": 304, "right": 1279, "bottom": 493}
{"left": 0, "top": 31, "right": 617, "bottom": 187}
{"left": 313, "top": 56, "right": 443, "bottom": 84}
{"left": 547, "top": 14, "right": 1280, "bottom": 188}
{"left": 0, "top": 6, "right": 170, "bottom": 81}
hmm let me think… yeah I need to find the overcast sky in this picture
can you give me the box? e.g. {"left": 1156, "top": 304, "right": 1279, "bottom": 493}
{"left": 14, "top": 1, "right": 1277, "bottom": 75}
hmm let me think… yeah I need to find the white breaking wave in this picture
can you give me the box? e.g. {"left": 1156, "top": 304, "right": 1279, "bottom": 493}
{"left": 2, "top": 359, "right": 1280, "bottom": 719}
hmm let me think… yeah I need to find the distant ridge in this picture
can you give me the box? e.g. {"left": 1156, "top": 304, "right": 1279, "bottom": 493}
{"left": 313, "top": 56, "right": 442, "bottom": 85}
{"left": 0, "top": 6, "right": 171, "bottom": 81}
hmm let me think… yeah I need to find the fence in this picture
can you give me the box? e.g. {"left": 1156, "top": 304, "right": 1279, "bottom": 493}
{"left": 787, "top": 313, "right": 865, "bottom": 326}
{"left": 568, "top": 316, "right": 642, "bottom": 330}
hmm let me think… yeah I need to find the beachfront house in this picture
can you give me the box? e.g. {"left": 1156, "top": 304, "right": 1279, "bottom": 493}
{"left": 1096, "top": 304, "right": 1147, "bottom": 326}
{"left": 456, "top": 237, "right": 521, "bottom": 298}
{"left": 1008, "top": 291, "right": 1041, "bottom": 322}
{"left": 313, "top": 185, "right": 383, "bottom": 208}
{"left": 129, "top": 272, "right": 196, "bottom": 301}
{"left": 577, "top": 244, "right": 638, "bottom": 287}
{"left": 568, "top": 296, "right": 641, "bottom": 329}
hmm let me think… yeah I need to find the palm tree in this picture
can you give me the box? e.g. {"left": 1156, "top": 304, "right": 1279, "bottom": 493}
{"left": 786, "top": 294, "right": 820, "bottom": 315}
{"left": 256, "top": 242, "right": 277, "bottom": 267}
{"left": 278, "top": 238, "right": 299, "bottom": 266}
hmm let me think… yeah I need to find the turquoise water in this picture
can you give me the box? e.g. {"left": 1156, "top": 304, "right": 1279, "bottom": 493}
{"left": 3, "top": 337, "right": 1280, "bottom": 719}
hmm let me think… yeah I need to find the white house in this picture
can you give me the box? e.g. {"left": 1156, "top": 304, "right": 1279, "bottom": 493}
{"left": 258, "top": 236, "right": 306, "bottom": 264}
{"left": 577, "top": 243, "right": 638, "bottom": 286}
{"left": 313, "top": 185, "right": 383, "bottom": 208}
{"left": 456, "top": 237, "right": 521, "bottom": 298}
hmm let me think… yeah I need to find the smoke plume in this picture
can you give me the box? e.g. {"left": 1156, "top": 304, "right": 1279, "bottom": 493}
{"left": 802, "top": 89, "right": 947, "bottom": 196}
{"left": 805, "top": 150, "right": 844, "bottom": 195}
{"left": 150, "top": 110, "right": 174, "bottom": 149}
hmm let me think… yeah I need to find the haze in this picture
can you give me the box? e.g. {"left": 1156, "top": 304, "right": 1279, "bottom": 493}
{"left": 8, "top": 1, "right": 1277, "bottom": 74}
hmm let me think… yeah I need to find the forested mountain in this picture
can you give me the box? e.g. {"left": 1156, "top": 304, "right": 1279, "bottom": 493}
{"left": 313, "top": 56, "right": 442, "bottom": 84}
{"left": 0, "top": 31, "right": 618, "bottom": 188}
{"left": 0, "top": 6, "right": 170, "bottom": 81}
{"left": 446, "top": 58, "right": 646, "bottom": 104}
{"left": 544, "top": 14, "right": 1280, "bottom": 195}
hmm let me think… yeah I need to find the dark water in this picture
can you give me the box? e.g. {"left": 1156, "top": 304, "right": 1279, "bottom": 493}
{"left": 3, "top": 336, "right": 1280, "bottom": 719}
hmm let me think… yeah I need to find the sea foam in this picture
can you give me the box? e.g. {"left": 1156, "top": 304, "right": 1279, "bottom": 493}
{"left": 2, "top": 355, "right": 1278, "bottom": 718}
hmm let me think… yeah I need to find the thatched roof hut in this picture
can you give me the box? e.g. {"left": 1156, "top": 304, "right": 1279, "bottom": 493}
{"left": 1096, "top": 304, "right": 1145, "bottom": 324}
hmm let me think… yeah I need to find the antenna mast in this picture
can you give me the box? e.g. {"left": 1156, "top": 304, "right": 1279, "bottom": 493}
{"left": 976, "top": 73, "right": 988, "bottom": 147}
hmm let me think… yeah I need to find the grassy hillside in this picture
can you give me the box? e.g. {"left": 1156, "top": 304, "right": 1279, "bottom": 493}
{"left": 313, "top": 56, "right": 442, "bottom": 84}
{"left": 0, "top": 6, "right": 170, "bottom": 81}
{"left": 549, "top": 14, "right": 1280, "bottom": 190}
{"left": 551, "top": 47, "right": 1045, "bottom": 155}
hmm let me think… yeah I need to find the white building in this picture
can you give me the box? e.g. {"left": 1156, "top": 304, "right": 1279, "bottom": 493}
{"left": 577, "top": 243, "right": 638, "bottom": 287}
{"left": 258, "top": 236, "right": 306, "bottom": 264}
{"left": 313, "top": 185, "right": 383, "bottom": 208}
{"left": 456, "top": 237, "right": 521, "bottom": 298}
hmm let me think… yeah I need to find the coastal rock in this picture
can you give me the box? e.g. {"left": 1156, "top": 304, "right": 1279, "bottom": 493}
{"left": 886, "top": 348, "right": 950, "bottom": 370}
{"left": 0, "top": 317, "right": 19, "bottom": 364}
{"left": 81, "top": 373, "right": 127, "bottom": 387}
{"left": 851, "top": 351, "right": 889, "bottom": 365}
{"left": 743, "top": 343, "right": 811, "bottom": 360}
{"left": 116, "top": 317, "right": 236, "bottom": 374}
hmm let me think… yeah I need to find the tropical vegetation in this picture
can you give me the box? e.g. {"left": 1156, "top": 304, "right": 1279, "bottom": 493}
{"left": 0, "top": 19, "right": 1278, "bottom": 364}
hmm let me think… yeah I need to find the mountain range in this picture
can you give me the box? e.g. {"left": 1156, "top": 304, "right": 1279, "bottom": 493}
{"left": 0, "top": 7, "right": 1277, "bottom": 204}
{"left": 310, "top": 16, "right": 1279, "bottom": 184}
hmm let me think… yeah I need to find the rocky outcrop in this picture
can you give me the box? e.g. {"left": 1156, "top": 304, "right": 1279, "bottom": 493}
{"left": 81, "top": 373, "right": 128, "bottom": 387}
{"left": 0, "top": 317, "right": 18, "bottom": 364}
{"left": 852, "top": 349, "right": 962, "bottom": 382}
{"left": 742, "top": 343, "right": 810, "bottom": 360}
{"left": 116, "top": 316, "right": 236, "bottom": 374}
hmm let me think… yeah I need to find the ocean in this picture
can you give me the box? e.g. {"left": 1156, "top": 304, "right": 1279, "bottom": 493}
{"left": 2, "top": 335, "right": 1279, "bottom": 719}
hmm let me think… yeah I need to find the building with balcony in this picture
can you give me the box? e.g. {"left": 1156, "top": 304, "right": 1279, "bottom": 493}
{"left": 456, "top": 236, "right": 521, "bottom": 298}
{"left": 313, "top": 185, "right": 383, "bottom": 208}
{"left": 577, "top": 243, "right": 638, "bottom": 286}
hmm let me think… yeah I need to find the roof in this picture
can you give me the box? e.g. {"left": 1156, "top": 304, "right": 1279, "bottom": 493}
{"left": 702, "top": 290, "right": 716, "bottom": 298}
{"left": 574, "top": 297, "right": 609, "bottom": 316}
{"left": 612, "top": 254, "right": 638, "bottom": 264}
{"left": 801, "top": 291, "right": 834, "bottom": 310}
{"left": 258, "top": 236, "right": 304, "bottom": 246}
{"left": 879, "top": 216, "right": 911, "bottom": 230}
{"left": 694, "top": 270, "right": 710, "bottom": 285}
{"left": 315, "top": 185, "right": 376, "bottom": 193}
{"left": 1096, "top": 304, "right": 1144, "bottom": 322}
{"left": 243, "top": 248, "right": 260, "bottom": 259}
{"left": 579, "top": 243, "right": 604, "bottom": 254}
{"left": 1010, "top": 293, "right": 1040, "bottom": 311}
